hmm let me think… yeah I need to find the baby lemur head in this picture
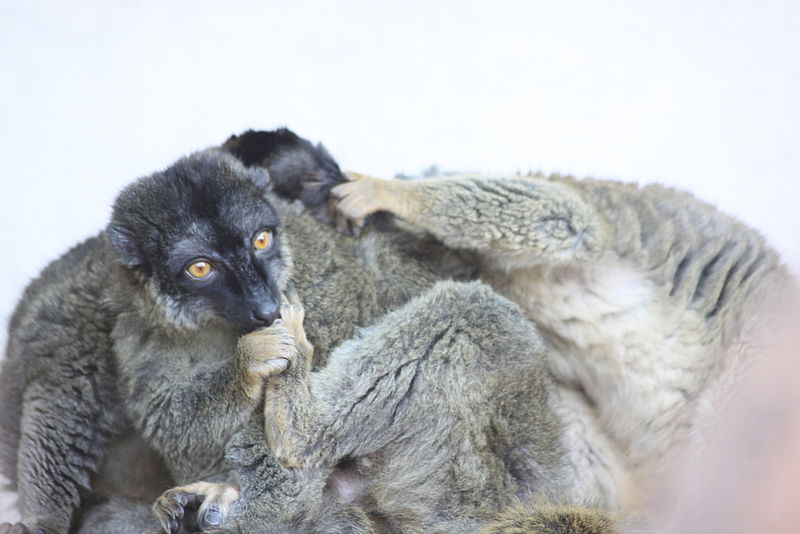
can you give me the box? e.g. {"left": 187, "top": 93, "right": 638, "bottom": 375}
{"left": 107, "top": 149, "right": 290, "bottom": 332}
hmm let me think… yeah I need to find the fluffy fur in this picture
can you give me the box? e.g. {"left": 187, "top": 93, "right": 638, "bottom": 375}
{"left": 0, "top": 139, "right": 483, "bottom": 533}
{"left": 151, "top": 128, "right": 791, "bottom": 532}
{"left": 0, "top": 151, "right": 294, "bottom": 533}
{"left": 332, "top": 166, "right": 795, "bottom": 509}
{"left": 3, "top": 127, "right": 790, "bottom": 533}
{"left": 156, "top": 282, "right": 618, "bottom": 533}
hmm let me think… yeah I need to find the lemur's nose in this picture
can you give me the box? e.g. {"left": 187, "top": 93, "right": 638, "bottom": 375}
{"left": 251, "top": 304, "right": 280, "bottom": 327}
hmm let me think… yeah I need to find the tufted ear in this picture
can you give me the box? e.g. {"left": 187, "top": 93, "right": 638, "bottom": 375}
{"left": 242, "top": 165, "right": 272, "bottom": 192}
{"left": 106, "top": 223, "right": 143, "bottom": 267}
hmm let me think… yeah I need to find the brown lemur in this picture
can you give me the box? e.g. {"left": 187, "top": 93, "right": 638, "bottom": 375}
{"left": 0, "top": 150, "right": 298, "bottom": 534}
{"left": 153, "top": 281, "right": 619, "bottom": 533}
{"left": 329, "top": 163, "right": 795, "bottom": 511}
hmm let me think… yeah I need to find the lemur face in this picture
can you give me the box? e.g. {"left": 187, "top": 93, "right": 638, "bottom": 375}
{"left": 108, "top": 150, "right": 290, "bottom": 331}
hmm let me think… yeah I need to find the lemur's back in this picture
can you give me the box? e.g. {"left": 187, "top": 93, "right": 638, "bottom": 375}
{"left": 0, "top": 234, "right": 122, "bottom": 488}
{"left": 272, "top": 197, "right": 476, "bottom": 365}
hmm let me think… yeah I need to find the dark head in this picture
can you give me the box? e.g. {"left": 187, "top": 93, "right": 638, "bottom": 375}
{"left": 107, "top": 149, "right": 290, "bottom": 332}
{"left": 221, "top": 128, "right": 347, "bottom": 222}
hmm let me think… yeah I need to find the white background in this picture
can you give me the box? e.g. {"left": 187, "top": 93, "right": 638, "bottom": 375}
{"left": 1, "top": 0, "right": 798, "bottom": 522}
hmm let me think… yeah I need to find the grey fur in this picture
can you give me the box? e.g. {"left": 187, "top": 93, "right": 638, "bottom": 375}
{"left": 4, "top": 138, "right": 790, "bottom": 533}
{"left": 0, "top": 150, "right": 299, "bottom": 533}
{"left": 333, "top": 170, "right": 795, "bottom": 509}
{"left": 0, "top": 150, "right": 477, "bottom": 533}
{"left": 156, "top": 282, "right": 617, "bottom": 533}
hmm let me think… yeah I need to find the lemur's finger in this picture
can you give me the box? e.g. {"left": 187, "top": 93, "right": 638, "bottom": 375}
{"left": 331, "top": 172, "right": 370, "bottom": 199}
{"left": 197, "top": 503, "right": 223, "bottom": 530}
{"left": 330, "top": 180, "right": 359, "bottom": 200}
{"left": 335, "top": 193, "right": 370, "bottom": 227}
{"left": 344, "top": 170, "right": 371, "bottom": 182}
{"left": 279, "top": 292, "right": 305, "bottom": 325}
{"left": 251, "top": 357, "right": 290, "bottom": 376}
{"left": 282, "top": 286, "right": 302, "bottom": 308}
{"left": 348, "top": 217, "right": 364, "bottom": 236}
{"left": 196, "top": 484, "right": 240, "bottom": 531}
{"left": 335, "top": 209, "right": 363, "bottom": 236}
{"left": 153, "top": 489, "right": 204, "bottom": 534}
{"left": 334, "top": 211, "right": 346, "bottom": 233}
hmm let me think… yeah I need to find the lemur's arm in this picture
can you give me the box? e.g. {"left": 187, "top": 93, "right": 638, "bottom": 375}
{"left": 332, "top": 173, "right": 609, "bottom": 266}
{"left": 331, "top": 171, "right": 785, "bottom": 319}
{"left": 237, "top": 294, "right": 326, "bottom": 469}
{"left": 221, "top": 129, "right": 607, "bottom": 263}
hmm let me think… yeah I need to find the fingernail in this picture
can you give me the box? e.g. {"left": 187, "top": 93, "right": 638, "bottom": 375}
{"left": 204, "top": 504, "right": 222, "bottom": 526}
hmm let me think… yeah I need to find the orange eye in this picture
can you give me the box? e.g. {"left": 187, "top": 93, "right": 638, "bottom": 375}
{"left": 186, "top": 260, "right": 213, "bottom": 279}
{"left": 253, "top": 230, "right": 273, "bottom": 250}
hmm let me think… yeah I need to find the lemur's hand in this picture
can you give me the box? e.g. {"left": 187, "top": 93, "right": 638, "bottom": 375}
{"left": 153, "top": 482, "right": 239, "bottom": 534}
{"left": 331, "top": 171, "right": 396, "bottom": 234}
{"left": 238, "top": 290, "right": 312, "bottom": 395}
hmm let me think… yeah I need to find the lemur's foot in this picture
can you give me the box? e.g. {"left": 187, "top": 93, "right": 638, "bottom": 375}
{"left": 331, "top": 171, "right": 397, "bottom": 233}
{"left": 238, "top": 292, "right": 312, "bottom": 380}
{"left": 0, "top": 523, "right": 46, "bottom": 534}
{"left": 153, "top": 482, "right": 239, "bottom": 534}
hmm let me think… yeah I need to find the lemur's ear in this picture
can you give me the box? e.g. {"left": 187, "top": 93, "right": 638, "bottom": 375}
{"left": 106, "top": 223, "right": 143, "bottom": 268}
{"left": 222, "top": 128, "right": 347, "bottom": 222}
{"left": 242, "top": 165, "right": 271, "bottom": 192}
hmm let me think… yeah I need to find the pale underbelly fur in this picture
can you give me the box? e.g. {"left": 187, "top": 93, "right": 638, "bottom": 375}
{"left": 484, "top": 261, "right": 734, "bottom": 500}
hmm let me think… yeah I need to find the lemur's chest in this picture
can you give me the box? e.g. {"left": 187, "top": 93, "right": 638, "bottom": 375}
{"left": 483, "top": 261, "right": 662, "bottom": 353}
{"left": 482, "top": 262, "right": 710, "bottom": 463}
{"left": 112, "top": 313, "right": 239, "bottom": 381}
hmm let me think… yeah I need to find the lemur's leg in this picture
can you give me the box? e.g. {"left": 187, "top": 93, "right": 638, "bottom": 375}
{"left": 152, "top": 424, "right": 380, "bottom": 534}
{"left": 332, "top": 172, "right": 607, "bottom": 265}
{"left": 256, "top": 281, "right": 556, "bottom": 467}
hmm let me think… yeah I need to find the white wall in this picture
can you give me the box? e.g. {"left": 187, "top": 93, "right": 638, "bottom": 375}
{"left": 1, "top": 0, "right": 798, "bottom": 522}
